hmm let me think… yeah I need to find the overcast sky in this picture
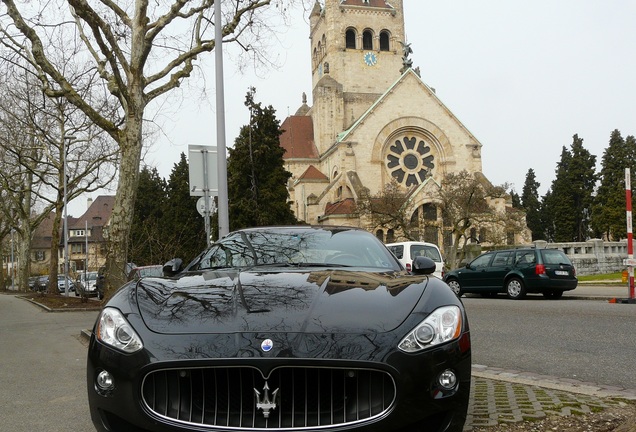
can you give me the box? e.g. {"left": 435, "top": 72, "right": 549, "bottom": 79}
{"left": 72, "top": 0, "right": 636, "bottom": 215}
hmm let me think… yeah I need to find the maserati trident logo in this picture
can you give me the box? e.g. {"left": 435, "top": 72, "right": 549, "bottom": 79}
{"left": 254, "top": 382, "right": 279, "bottom": 419}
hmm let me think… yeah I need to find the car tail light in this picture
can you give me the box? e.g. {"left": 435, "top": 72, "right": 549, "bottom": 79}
{"left": 406, "top": 263, "right": 411, "bottom": 272}
{"left": 535, "top": 264, "right": 546, "bottom": 275}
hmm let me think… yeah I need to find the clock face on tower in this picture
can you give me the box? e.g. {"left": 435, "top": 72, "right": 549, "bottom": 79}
{"left": 363, "top": 51, "right": 377, "bottom": 66}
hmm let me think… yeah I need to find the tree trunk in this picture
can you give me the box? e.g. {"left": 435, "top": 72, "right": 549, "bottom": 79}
{"left": 103, "top": 117, "right": 144, "bottom": 297}
{"left": 48, "top": 201, "right": 64, "bottom": 294}
{"left": 17, "top": 224, "right": 33, "bottom": 292}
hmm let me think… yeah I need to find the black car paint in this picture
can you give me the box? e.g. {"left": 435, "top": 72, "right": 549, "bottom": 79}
{"left": 87, "top": 227, "right": 471, "bottom": 432}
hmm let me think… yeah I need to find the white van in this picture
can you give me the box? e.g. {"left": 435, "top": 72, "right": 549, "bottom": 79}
{"left": 386, "top": 241, "right": 445, "bottom": 278}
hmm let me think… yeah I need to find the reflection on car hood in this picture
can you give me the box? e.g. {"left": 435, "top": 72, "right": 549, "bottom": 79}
{"left": 136, "top": 269, "right": 428, "bottom": 335}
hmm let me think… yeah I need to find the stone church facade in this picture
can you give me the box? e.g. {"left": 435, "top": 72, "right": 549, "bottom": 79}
{"left": 280, "top": 0, "right": 529, "bottom": 249}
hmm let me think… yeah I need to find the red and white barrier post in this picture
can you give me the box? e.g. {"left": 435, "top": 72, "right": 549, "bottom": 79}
{"left": 624, "top": 168, "right": 635, "bottom": 301}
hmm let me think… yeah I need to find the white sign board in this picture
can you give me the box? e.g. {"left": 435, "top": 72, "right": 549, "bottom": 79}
{"left": 188, "top": 145, "right": 218, "bottom": 196}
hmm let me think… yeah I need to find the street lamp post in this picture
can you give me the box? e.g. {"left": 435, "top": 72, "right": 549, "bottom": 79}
{"left": 63, "top": 136, "right": 75, "bottom": 297}
{"left": 10, "top": 228, "right": 15, "bottom": 290}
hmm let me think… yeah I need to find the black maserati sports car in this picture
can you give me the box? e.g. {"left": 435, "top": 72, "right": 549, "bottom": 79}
{"left": 87, "top": 226, "right": 471, "bottom": 432}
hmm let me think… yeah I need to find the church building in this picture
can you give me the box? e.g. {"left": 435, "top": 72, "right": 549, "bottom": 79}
{"left": 280, "top": 0, "right": 528, "bottom": 249}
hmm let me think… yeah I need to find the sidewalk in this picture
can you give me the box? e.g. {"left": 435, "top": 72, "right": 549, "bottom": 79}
{"left": 465, "top": 365, "right": 636, "bottom": 430}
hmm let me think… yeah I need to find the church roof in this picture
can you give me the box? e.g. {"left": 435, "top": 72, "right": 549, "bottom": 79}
{"left": 335, "top": 68, "right": 479, "bottom": 145}
{"left": 280, "top": 116, "right": 319, "bottom": 159}
{"left": 299, "top": 165, "right": 329, "bottom": 181}
{"left": 325, "top": 198, "right": 356, "bottom": 216}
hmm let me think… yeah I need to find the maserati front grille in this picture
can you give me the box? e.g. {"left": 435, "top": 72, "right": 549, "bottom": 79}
{"left": 141, "top": 366, "right": 395, "bottom": 429}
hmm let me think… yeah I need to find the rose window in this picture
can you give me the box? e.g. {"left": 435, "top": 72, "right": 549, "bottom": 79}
{"left": 386, "top": 136, "right": 435, "bottom": 187}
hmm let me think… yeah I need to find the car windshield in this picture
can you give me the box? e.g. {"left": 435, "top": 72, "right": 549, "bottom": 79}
{"left": 189, "top": 228, "right": 401, "bottom": 271}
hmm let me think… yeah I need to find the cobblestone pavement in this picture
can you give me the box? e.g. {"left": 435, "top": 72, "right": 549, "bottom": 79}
{"left": 464, "top": 365, "right": 636, "bottom": 430}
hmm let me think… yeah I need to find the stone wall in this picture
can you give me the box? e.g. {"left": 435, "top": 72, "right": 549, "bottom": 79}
{"left": 532, "top": 240, "right": 628, "bottom": 276}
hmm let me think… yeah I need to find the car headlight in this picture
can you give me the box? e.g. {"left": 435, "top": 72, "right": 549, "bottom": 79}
{"left": 398, "top": 305, "right": 463, "bottom": 353}
{"left": 96, "top": 307, "right": 143, "bottom": 353}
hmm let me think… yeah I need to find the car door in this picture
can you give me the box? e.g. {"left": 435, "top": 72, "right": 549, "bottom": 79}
{"left": 459, "top": 253, "right": 494, "bottom": 290}
{"left": 487, "top": 251, "right": 515, "bottom": 289}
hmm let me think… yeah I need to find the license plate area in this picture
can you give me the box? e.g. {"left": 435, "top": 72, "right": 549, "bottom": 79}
{"left": 555, "top": 270, "right": 569, "bottom": 276}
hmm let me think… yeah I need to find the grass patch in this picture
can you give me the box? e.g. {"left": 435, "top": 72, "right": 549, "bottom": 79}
{"left": 577, "top": 272, "right": 623, "bottom": 282}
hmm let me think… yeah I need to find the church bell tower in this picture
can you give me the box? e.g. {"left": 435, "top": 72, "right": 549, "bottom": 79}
{"left": 309, "top": 0, "right": 406, "bottom": 153}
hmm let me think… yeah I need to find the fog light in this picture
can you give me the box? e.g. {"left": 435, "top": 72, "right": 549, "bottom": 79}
{"left": 96, "top": 370, "right": 114, "bottom": 391}
{"left": 438, "top": 369, "right": 457, "bottom": 389}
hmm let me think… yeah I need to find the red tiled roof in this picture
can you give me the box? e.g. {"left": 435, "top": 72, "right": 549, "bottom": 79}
{"left": 324, "top": 198, "right": 356, "bottom": 216}
{"left": 280, "top": 116, "right": 318, "bottom": 159}
{"left": 299, "top": 165, "right": 329, "bottom": 181}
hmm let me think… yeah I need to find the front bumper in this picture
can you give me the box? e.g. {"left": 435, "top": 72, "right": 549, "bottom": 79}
{"left": 87, "top": 332, "right": 471, "bottom": 432}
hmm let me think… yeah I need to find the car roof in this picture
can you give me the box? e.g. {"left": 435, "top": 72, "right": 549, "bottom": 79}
{"left": 386, "top": 241, "right": 439, "bottom": 247}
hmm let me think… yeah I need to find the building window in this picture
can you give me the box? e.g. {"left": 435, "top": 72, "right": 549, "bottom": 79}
{"left": 386, "top": 229, "right": 395, "bottom": 243}
{"left": 362, "top": 30, "right": 373, "bottom": 50}
{"left": 34, "top": 251, "right": 45, "bottom": 261}
{"left": 424, "top": 226, "right": 438, "bottom": 245}
{"left": 71, "top": 243, "right": 86, "bottom": 254}
{"left": 479, "top": 228, "right": 487, "bottom": 243}
{"left": 422, "top": 203, "right": 437, "bottom": 221}
{"left": 379, "top": 31, "right": 390, "bottom": 51}
{"left": 345, "top": 29, "right": 356, "bottom": 49}
{"left": 375, "top": 229, "right": 384, "bottom": 242}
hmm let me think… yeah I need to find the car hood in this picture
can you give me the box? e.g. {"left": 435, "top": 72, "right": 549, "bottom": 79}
{"left": 135, "top": 269, "right": 429, "bottom": 335}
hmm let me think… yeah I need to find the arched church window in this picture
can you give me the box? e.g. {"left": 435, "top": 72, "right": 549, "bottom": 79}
{"left": 321, "top": 34, "right": 327, "bottom": 57}
{"left": 387, "top": 229, "right": 395, "bottom": 243}
{"left": 362, "top": 30, "right": 373, "bottom": 50}
{"left": 379, "top": 31, "right": 390, "bottom": 51}
{"left": 317, "top": 41, "right": 322, "bottom": 59}
{"left": 375, "top": 229, "right": 384, "bottom": 242}
{"left": 422, "top": 203, "right": 437, "bottom": 221}
{"left": 345, "top": 29, "right": 356, "bottom": 49}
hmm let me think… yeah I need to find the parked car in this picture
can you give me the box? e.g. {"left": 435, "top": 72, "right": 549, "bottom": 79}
{"left": 127, "top": 264, "right": 163, "bottom": 281}
{"left": 87, "top": 226, "right": 471, "bottom": 432}
{"left": 57, "top": 275, "right": 76, "bottom": 293}
{"left": 30, "top": 276, "right": 48, "bottom": 292}
{"left": 386, "top": 241, "right": 445, "bottom": 278}
{"left": 443, "top": 247, "right": 578, "bottom": 299}
{"left": 75, "top": 271, "right": 99, "bottom": 297}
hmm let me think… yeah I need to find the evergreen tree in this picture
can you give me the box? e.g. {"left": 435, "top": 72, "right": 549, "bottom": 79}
{"left": 227, "top": 88, "right": 297, "bottom": 230}
{"left": 510, "top": 190, "right": 522, "bottom": 209}
{"left": 591, "top": 130, "right": 636, "bottom": 240}
{"left": 128, "top": 166, "right": 167, "bottom": 265}
{"left": 163, "top": 153, "right": 207, "bottom": 262}
{"left": 521, "top": 169, "right": 544, "bottom": 240}
{"left": 545, "top": 135, "right": 597, "bottom": 242}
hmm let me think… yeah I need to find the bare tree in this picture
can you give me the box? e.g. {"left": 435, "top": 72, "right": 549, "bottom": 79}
{"left": 0, "top": 0, "right": 299, "bottom": 296}
{"left": 355, "top": 180, "right": 421, "bottom": 240}
{"left": 435, "top": 170, "right": 524, "bottom": 269}
{"left": 0, "top": 63, "right": 118, "bottom": 292}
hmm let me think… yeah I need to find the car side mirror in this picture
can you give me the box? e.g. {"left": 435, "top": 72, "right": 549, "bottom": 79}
{"left": 411, "top": 256, "right": 436, "bottom": 275}
{"left": 163, "top": 258, "right": 183, "bottom": 277}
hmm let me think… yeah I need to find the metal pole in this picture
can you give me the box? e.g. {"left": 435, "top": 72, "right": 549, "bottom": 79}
{"left": 63, "top": 136, "right": 75, "bottom": 297}
{"left": 202, "top": 149, "right": 211, "bottom": 246}
{"left": 215, "top": 0, "right": 229, "bottom": 238}
{"left": 10, "top": 229, "right": 15, "bottom": 290}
